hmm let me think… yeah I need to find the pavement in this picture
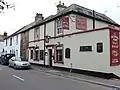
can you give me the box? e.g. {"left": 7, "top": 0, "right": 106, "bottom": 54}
{"left": 31, "top": 64, "right": 120, "bottom": 89}
{"left": 0, "top": 64, "right": 116, "bottom": 90}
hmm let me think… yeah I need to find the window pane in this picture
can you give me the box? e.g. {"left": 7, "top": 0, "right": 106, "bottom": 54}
{"left": 97, "top": 42, "right": 103, "bottom": 53}
{"left": 40, "top": 50, "right": 44, "bottom": 60}
{"left": 35, "top": 50, "right": 39, "bottom": 61}
{"left": 57, "top": 49, "right": 63, "bottom": 61}
{"left": 80, "top": 46, "right": 92, "bottom": 51}
{"left": 65, "top": 48, "right": 70, "bottom": 58}
{"left": 31, "top": 50, "right": 33, "bottom": 59}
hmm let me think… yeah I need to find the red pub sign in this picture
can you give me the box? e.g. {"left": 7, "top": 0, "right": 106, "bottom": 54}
{"left": 62, "top": 16, "right": 69, "bottom": 30}
{"left": 110, "top": 29, "right": 119, "bottom": 66}
{"left": 76, "top": 16, "right": 87, "bottom": 30}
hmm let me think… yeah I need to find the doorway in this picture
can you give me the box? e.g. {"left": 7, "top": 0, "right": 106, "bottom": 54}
{"left": 49, "top": 49, "right": 52, "bottom": 67}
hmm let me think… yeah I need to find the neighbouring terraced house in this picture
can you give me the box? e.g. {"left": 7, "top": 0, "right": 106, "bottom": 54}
{"left": 0, "top": 32, "right": 7, "bottom": 56}
{"left": 4, "top": 1, "right": 120, "bottom": 78}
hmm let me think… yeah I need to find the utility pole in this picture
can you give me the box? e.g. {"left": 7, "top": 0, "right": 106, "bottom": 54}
{"left": 93, "top": 10, "right": 95, "bottom": 29}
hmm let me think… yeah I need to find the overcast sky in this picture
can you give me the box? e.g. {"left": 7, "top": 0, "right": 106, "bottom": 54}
{"left": 0, "top": 0, "right": 120, "bottom": 35}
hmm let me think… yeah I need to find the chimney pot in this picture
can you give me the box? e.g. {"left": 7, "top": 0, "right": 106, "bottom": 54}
{"left": 3, "top": 32, "right": 7, "bottom": 36}
{"left": 59, "top": 1, "right": 61, "bottom": 5}
{"left": 35, "top": 13, "right": 44, "bottom": 21}
{"left": 57, "top": 1, "right": 67, "bottom": 13}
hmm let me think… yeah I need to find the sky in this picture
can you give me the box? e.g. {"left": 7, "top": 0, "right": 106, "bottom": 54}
{"left": 0, "top": 0, "right": 120, "bottom": 35}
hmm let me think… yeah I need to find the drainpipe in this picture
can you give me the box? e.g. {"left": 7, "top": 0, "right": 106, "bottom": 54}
{"left": 44, "top": 24, "right": 46, "bottom": 66}
{"left": 93, "top": 10, "right": 95, "bottom": 29}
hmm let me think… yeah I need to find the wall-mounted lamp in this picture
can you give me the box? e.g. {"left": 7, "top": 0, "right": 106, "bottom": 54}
{"left": 45, "top": 35, "right": 51, "bottom": 43}
{"left": 57, "top": 42, "right": 60, "bottom": 46}
{"left": 45, "top": 52, "right": 48, "bottom": 56}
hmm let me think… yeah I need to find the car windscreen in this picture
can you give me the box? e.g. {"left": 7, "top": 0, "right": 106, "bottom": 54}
{"left": 16, "top": 57, "right": 28, "bottom": 61}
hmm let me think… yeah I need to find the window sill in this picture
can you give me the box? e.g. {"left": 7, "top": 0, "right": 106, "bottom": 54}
{"left": 54, "top": 61, "right": 64, "bottom": 64}
{"left": 33, "top": 59, "right": 39, "bottom": 61}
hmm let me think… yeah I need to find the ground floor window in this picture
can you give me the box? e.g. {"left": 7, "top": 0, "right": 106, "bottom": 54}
{"left": 97, "top": 42, "right": 103, "bottom": 53}
{"left": 34, "top": 50, "right": 39, "bottom": 61}
{"left": 30, "top": 50, "right": 33, "bottom": 59}
{"left": 40, "top": 50, "right": 44, "bottom": 60}
{"left": 65, "top": 48, "right": 71, "bottom": 58}
{"left": 56, "top": 45, "right": 63, "bottom": 63}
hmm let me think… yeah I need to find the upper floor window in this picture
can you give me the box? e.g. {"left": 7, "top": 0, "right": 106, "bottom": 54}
{"left": 76, "top": 16, "right": 87, "bottom": 30}
{"left": 6, "top": 39, "right": 7, "bottom": 46}
{"left": 56, "top": 16, "right": 69, "bottom": 34}
{"left": 16, "top": 35, "right": 18, "bottom": 45}
{"left": 57, "top": 18, "right": 63, "bottom": 34}
{"left": 10, "top": 37, "right": 12, "bottom": 46}
{"left": 34, "top": 26, "right": 40, "bottom": 40}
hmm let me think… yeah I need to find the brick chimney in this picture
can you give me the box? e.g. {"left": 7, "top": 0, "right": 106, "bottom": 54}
{"left": 3, "top": 31, "right": 7, "bottom": 36}
{"left": 57, "top": 1, "right": 67, "bottom": 13}
{"left": 35, "top": 13, "right": 44, "bottom": 22}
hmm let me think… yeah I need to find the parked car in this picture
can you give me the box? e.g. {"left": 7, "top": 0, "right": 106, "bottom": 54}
{"left": 9, "top": 57, "right": 31, "bottom": 69}
{"left": 0, "top": 54, "right": 15, "bottom": 65}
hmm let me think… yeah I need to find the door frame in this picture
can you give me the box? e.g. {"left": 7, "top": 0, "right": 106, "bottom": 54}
{"left": 48, "top": 49, "right": 52, "bottom": 67}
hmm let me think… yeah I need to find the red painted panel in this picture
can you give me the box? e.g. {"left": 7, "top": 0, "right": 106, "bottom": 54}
{"left": 76, "top": 16, "right": 87, "bottom": 30}
{"left": 62, "top": 16, "right": 69, "bottom": 30}
{"left": 110, "top": 29, "right": 119, "bottom": 66}
{"left": 108, "top": 25, "right": 115, "bottom": 29}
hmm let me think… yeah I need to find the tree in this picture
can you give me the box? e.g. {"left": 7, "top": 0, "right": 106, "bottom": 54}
{"left": 0, "top": 0, "right": 15, "bottom": 13}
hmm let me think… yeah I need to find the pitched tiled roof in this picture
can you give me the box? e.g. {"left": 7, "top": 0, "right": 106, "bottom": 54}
{"left": 6, "top": 4, "right": 120, "bottom": 39}
{"left": 35, "top": 4, "right": 119, "bottom": 26}
{"left": 5, "top": 22, "right": 36, "bottom": 39}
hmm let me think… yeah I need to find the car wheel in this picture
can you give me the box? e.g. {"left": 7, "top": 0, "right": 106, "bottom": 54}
{"left": 8, "top": 63, "right": 11, "bottom": 67}
{"left": 14, "top": 64, "right": 17, "bottom": 69}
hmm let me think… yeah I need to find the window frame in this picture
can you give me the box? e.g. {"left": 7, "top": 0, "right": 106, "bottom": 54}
{"left": 55, "top": 44, "right": 64, "bottom": 64}
{"left": 40, "top": 50, "right": 44, "bottom": 60}
{"left": 65, "top": 48, "right": 71, "bottom": 59}
{"left": 10, "top": 37, "right": 12, "bottom": 46}
{"left": 34, "top": 26, "right": 40, "bottom": 40}
{"left": 34, "top": 50, "right": 39, "bottom": 61}
{"left": 6, "top": 39, "right": 7, "bottom": 46}
{"left": 16, "top": 35, "right": 18, "bottom": 45}
{"left": 57, "top": 18, "right": 63, "bottom": 34}
{"left": 80, "top": 46, "right": 92, "bottom": 52}
{"left": 30, "top": 50, "right": 33, "bottom": 59}
{"left": 97, "top": 42, "right": 103, "bottom": 53}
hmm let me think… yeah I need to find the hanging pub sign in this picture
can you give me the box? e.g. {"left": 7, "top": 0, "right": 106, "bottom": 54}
{"left": 62, "top": 16, "right": 69, "bottom": 30}
{"left": 76, "top": 16, "right": 87, "bottom": 30}
{"left": 110, "top": 29, "right": 119, "bottom": 66}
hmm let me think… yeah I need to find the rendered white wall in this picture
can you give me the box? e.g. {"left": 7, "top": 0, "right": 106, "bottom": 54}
{"left": 0, "top": 41, "right": 4, "bottom": 56}
{"left": 48, "top": 29, "right": 120, "bottom": 76}
{"left": 4, "top": 34, "right": 21, "bottom": 57}
{"left": 49, "top": 29, "right": 110, "bottom": 71}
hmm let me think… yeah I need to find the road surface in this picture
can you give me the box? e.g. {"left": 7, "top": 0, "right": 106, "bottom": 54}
{"left": 0, "top": 65, "right": 114, "bottom": 90}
